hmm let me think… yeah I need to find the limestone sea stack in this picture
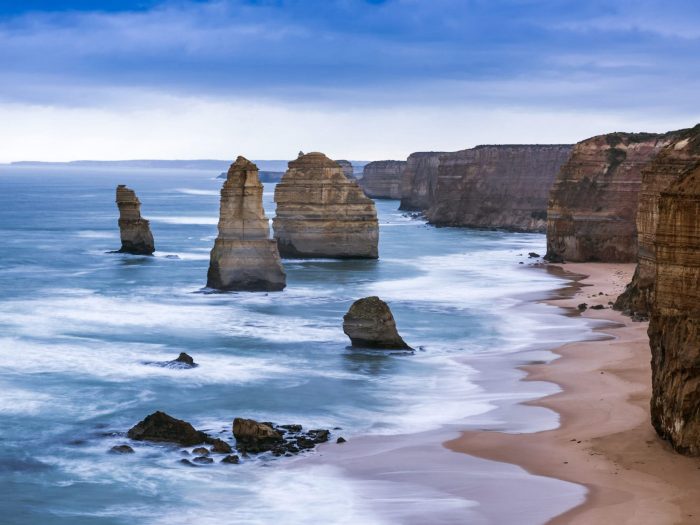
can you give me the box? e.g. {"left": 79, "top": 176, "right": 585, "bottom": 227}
{"left": 273, "top": 152, "right": 379, "bottom": 258}
{"left": 545, "top": 132, "right": 678, "bottom": 262}
{"left": 648, "top": 162, "right": 700, "bottom": 455}
{"left": 207, "top": 156, "right": 286, "bottom": 291}
{"left": 399, "top": 152, "right": 445, "bottom": 211}
{"left": 427, "top": 145, "right": 573, "bottom": 232}
{"left": 360, "top": 160, "right": 406, "bottom": 199}
{"left": 615, "top": 125, "right": 700, "bottom": 316}
{"left": 335, "top": 159, "right": 355, "bottom": 180}
{"left": 343, "top": 296, "right": 410, "bottom": 349}
{"left": 115, "top": 185, "right": 155, "bottom": 255}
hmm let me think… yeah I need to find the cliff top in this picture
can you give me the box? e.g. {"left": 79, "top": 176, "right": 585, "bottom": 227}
{"left": 288, "top": 152, "right": 340, "bottom": 170}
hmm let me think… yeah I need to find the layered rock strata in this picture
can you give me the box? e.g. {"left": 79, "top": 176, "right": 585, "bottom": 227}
{"left": 615, "top": 126, "right": 700, "bottom": 315}
{"left": 360, "top": 160, "right": 406, "bottom": 199}
{"left": 207, "top": 156, "right": 286, "bottom": 291}
{"left": 343, "top": 296, "right": 410, "bottom": 349}
{"left": 115, "top": 185, "right": 155, "bottom": 255}
{"left": 545, "top": 133, "right": 677, "bottom": 262}
{"left": 336, "top": 160, "right": 355, "bottom": 180}
{"left": 427, "top": 145, "right": 572, "bottom": 232}
{"left": 399, "top": 152, "right": 445, "bottom": 211}
{"left": 649, "top": 163, "right": 700, "bottom": 455}
{"left": 273, "top": 152, "right": 379, "bottom": 258}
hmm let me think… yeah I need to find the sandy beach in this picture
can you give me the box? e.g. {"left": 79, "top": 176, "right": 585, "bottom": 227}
{"left": 448, "top": 262, "right": 700, "bottom": 524}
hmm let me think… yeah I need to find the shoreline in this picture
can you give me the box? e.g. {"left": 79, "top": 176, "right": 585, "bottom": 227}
{"left": 447, "top": 262, "right": 700, "bottom": 524}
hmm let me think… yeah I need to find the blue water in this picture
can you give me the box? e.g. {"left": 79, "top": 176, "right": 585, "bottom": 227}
{"left": 0, "top": 165, "right": 587, "bottom": 524}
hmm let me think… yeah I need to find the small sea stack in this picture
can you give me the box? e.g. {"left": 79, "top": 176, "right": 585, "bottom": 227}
{"left": 207, "top": 156, "right": 286, "bottom": 292}
{"left": 115, "top": 185, "right": 155, "bottom": 255}
{"left": 343, "top": 296, "right": 411, "bottom": 349}
{"left": 360, "top": 160, "right": 406, "bottom": 199}
{"left": 273, "top": 152, "right": 379, "bottom": 258}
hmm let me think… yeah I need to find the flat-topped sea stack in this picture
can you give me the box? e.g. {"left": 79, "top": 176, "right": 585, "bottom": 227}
{"left": 115, "top": 185, "right": 155, "bottom": 255}
{"left": 273, "top": 152, "right": 379, "bottom": 258}
{"left": 545, "top": 132, "right": 678, "bottom": 262}
{"left": 426, "top": 145, "right": 572, "bottom": 232}
{"left": 207, "top": 156, "right": 286, "bottom": 291}
{"left": 399, "top": 152, "right": 445, "bottom": 211}
{"left": 649, "top": 162, "right": 700, "bottom": 455}
{"left": 343, "top": 296, "right": 410, "bottom": 350}
{"left": 360, "top": 160, "right": 406, "bottom": 199}
{"left": 335, "top": 160, "right": 355, "bottom": 180}
{"left": 615, "top": 125, "right": 699, "bottom": 316}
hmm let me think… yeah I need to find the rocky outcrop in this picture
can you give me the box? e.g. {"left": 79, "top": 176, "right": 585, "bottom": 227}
{"left": 273, "top": 152, "right": 379, "bottom": 258}
{"left": 648, "top": 162, "right": 700, "bottom": 455}
{"left": 115, "top": 185, "right": 155, "bottom": 255}
{"left": 615, "top": 126, "right": 700, "bottom": 315}
{"left": 232, "top": 418, "right": 283, "bottom": 453}
{"left": 427, "top": 145, "right": 572, "bottom": 232}
{"left": 399, "top": 152, "right": 445, "bottom": 211}
{"left": 207, "top": 156, "right": 286, "bottom": 291}
{"left": 127, "top": 411, "right": 207, "bottom": 445}
{"left": 546, "top": 133, "right": 678, "bottom": 262}
{"left": 360, "top": 160, "right": 406, "bottom": 199}
{"left": 343, "top": 296, "right": 410, "bottom": 349}
{"left": 336, "top": 159, "right": 355, "bottom": 180}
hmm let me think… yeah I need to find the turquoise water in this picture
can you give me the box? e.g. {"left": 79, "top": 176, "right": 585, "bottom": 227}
{"left": 0, "top": 165, "right": 587, "bottom": 524}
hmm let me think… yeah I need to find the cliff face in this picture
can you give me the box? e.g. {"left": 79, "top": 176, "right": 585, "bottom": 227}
{"left": 207, "top": 156, "right": 286, "bottom": 291}
{"left": 273, "top": 152, "right": 379, "bottom": 258}
{"left": 546, "top": 133, "right": 677, "bottom": 262}
{"left": 614, "top": 126, "right": 700, "bottom": 315}
{"left": 360, "top": 160, "right": 406, "bottom": 199}
{"left": 649, "top": 163, "right": 700, "bottom": 455}
{"left": 115, "top": 185, "right": 155, "bottom": 255}
{"left": 336, "top": 160, "right": 355, "bottom": 180}
{"left": 399, "top": 152, "right": 445, "bottom": 211}
{"left": 426, "top": 145, "right": 572, "bottom": 232}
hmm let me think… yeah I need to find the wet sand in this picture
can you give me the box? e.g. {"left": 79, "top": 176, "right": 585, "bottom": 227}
{"left": 448, "top": 262, "right": 700, "bottom": 524}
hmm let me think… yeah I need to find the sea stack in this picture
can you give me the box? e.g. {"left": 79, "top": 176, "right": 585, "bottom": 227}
{"left": 336, "top": 159, "right": 355, "bottom": 180}
{"left": 427, "top": 145, "right": 573, "bottom": 232}
{"left": 207, "top": 156, "right": 286, "bottom": 291}
{"left": 360, "top": 160, "right": 406, "bottom": 199}
{"left": 649, "top": 162, "right": 700, "bottom": 455}
{"left": 273, "top": 152, "right": 379, "bottom": 258}
{"left": 343, "top": 296, "right": 410, "bottom": 349}
{"left": 115, "top": 185, "right": 155, "bottom": 255}
{"left": 545, "top": 132, "right": 678, "bottom": 262}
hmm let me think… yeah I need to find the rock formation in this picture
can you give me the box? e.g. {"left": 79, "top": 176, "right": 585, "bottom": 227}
{"left": 360, "top": 160, "right": 406, "bottom": 199}
{"left": 127, "top": 411, "right": 207, "bottom": 445}
{"left": 343, "top": 296, "right": 411, "bottom": 349}
{"left": 427, "top": 145, "right": 572, "bottom": 232}
{"left": 115, "top": 185, "right": 155, "bottom": 255}
{"left": 615, "top": 125, "right": 700, "bottom": 316}
{"left": 273, "top": 152, "right": 379, "bottom": 258}
{"left": 399, "top": 152, "right": 445, "bottom": 211}
{"left": 207, "top": 156, "right": 286, "bottom": 291}
{"left": 545, "top": 132, "right": 678, "bottom": 262}
{"left": 648, "top": 162, "right": 700, "bottom": 455}
{"left": 336, "top": 159, "right": 355, "bottom": 180}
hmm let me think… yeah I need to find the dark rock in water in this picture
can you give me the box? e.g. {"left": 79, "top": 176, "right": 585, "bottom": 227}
{"left": 336, "top": 437, "right": 346, "bottom": 444}
{"left": 221, "top": 454, "right": 240, "bottom": 464}
{"left": 192, "top": 447, "right": 209, "bottom": 456}
{"left": 278, "top": 424, "right": 302, "bottom": 433}
{"left": 192, "top": 456, "right": 214, "bottom": 464}
{"left": 232, "top": 419, "right": 331, "bottom": 457}
{"left": 208, "top": 438, "right": 232, "bottom": 454}
{"left": 528, "top": 252, "right": 540, "bottom": 258}
{"left": 115, "top": 185, "right": 155, "bottom": 255}
{"left": 590, "top": 304, "right": 605, "bottom": 310}
{"left": 544, "top": 252, "right": 565, "bottom": 263}
{"left": 577, "top": 303, "right": 588, "bottom": 312}
{"left": 179, "top": 458, "right": 196, "bottom": 466}
{"left": 307, "top": 429, "right": 330, "bottom": 443}
{"left": 174, "top": 352, "right": 196, "bottom": 367}
{"left": 343, "top": 296, "right": 411, "bottom": 350}
{"left": 109, "top": 445, "right": 135, "bottom": 454}
{"left": 232, "top": 418, "right": 283, "bottom": 453}
{"left": 127, "top": 411, "right": 207, "bottom": 446}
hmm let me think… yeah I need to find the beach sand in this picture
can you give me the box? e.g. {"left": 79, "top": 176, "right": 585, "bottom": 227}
{"left": 447, "top": 262, "right": 700, "bottom": 524}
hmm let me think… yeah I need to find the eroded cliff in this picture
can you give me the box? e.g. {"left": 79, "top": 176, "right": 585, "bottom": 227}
{"left": 360, "top": 160, "right": 406, "bottom": 199}
{"left": 399, "top": 152, "right": 445, "bottom": 211}
{"left": 115, "top": 185, "right": 155, "bottom": 255}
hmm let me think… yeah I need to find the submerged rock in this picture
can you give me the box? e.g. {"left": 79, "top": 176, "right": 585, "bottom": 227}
{"left": 207, "top": 156, "right": 286, "bottom": 291}
{"left": 115, "top": 185, "right": 155, "bottom": 255}
{"left": 109, "top": 445, "right": 135, "bottom": 454}
{"left": 221, "top": 454, "right": 240, "bottom": 464}
{"left": 127, "top": 411, "right": 207, "bottom": 446}
{"left": 342, "top": 296, "right": 411, "bottom": 349}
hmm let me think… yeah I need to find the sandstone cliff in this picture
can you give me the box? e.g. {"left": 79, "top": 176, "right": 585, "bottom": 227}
{"left": 399, "top": 152, "right": 445, "bottom": 211}
{"left": 360, "top": 160, "right": 406, "bottom": 199}
{"left": 546, "top": 132, "right": 677, "bottom": 262}
{"left": 273, "top": 152, "right": 379, "bottom": 258}
{"left": 615, "top": 126, "right": 700, "bottom": 315}
{"left": 427, "top": 145, "right": 572, "bottom": 232}
{"left": 648, "top": 162, "right": 700, "bottom": 455}
{"left": 336, "top": 160, "right": 355, "bottom": 180}
{"left": 207, "top": 156, "right": 286, "bottom": 291}
{"left": 115, "top": 185, "right": 155, "bottom": 255}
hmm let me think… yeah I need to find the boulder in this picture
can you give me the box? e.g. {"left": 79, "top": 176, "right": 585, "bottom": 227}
{"left": 115, "top": 185, "right": 155, "bottom": 255}
{"left": 109, "top": 445, "right": 135, "bottom": 454}
{"left": 232, "top": 418, "right": 283, "bottom": 453}
{"left": 343, "top": 296, "right": 411, "bottom": 349}
{"left": 127, "top": 411, "right": 207, "bottom": 446}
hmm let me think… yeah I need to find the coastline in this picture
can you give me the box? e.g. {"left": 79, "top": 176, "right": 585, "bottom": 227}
{"left": 447, "top": 262, "right": 700, "bottom": 524}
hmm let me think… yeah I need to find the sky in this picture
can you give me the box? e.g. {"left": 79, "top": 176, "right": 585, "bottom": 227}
{"left": 1, "top": 0, "right": 699, "bottom": 162}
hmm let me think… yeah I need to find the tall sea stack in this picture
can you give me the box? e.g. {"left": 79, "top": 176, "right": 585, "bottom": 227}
{"left": 360, "top": 160, "right": 406, "bottom": 199}
{"left": 545, "top": 132, "right": 677, "bottom": 262}
{"left": 649, "top": 162, "right": 700, "bottom": 455}
{"left": 273, "top": 152, "right": 379, "bottom": 259}
{"left": 115, "top": 185, "right": 155, "bottom": 255}
{"left": 207, "top": 156, "right": 286, "bottom": 291}
{"left": 427, "top": 145, "right": 572, "bottom": 232}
